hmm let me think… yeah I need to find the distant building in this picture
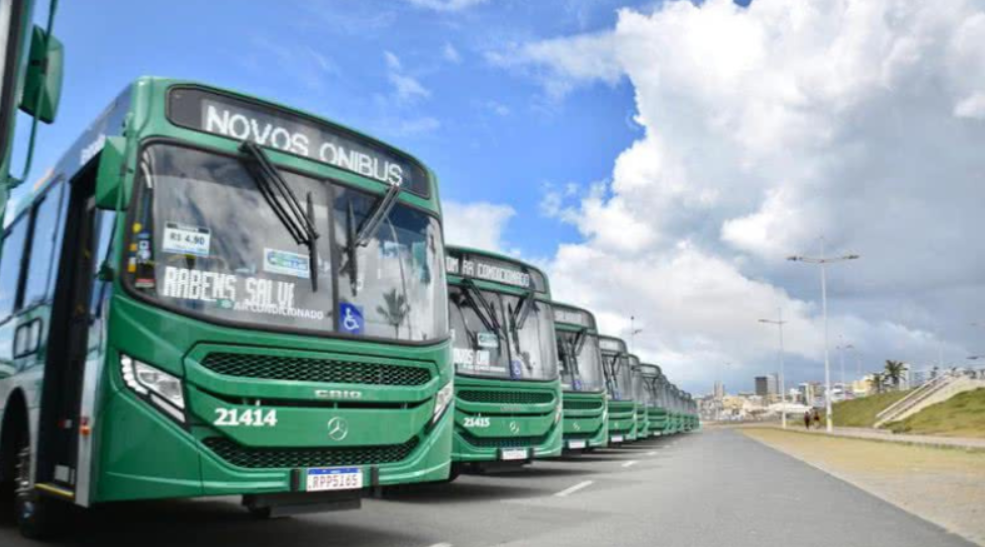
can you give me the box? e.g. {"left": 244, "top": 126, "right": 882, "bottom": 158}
{"left": 755, "top": 376, "right": 769, "bottom": 397}
{"left": 714, "top": 381, "right": 725, "bottom": 400}
{"left": 767, "top": 373, "right": 779, "bottom": 396}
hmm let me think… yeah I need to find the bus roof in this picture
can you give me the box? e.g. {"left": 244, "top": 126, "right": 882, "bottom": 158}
{"left": 445, "top": 245, "right": 551, "bottom": 296}
{"left": 597, "top": 335, "right": 627, "bottom": 354}
{"left": 551, "top": 301, "right": 597, "bottom": 331}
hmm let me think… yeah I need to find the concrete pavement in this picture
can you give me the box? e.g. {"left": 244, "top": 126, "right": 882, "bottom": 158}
{"left": 0, "top": 429, "right": 973, "bottom": 546}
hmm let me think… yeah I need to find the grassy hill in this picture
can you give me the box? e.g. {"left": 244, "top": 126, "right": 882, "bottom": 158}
{"left": 831, "top": 390, "right": 911, "bottom": 428}
{"left": 886, "top": 388, "right": 985, "bottom": 438}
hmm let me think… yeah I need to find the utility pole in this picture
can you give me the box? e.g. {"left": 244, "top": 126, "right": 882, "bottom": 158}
{"left": 759, "top": 310, "right": 787, "bottom": 429}
{"left": 629, "top": 315, "right": 642, "bottom": 354}
{"left": 788, "top": 240, "right": 860, "bottom": 433}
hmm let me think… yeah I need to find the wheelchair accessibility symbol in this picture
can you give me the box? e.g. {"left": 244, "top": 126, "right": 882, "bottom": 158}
{"left": 340, "top": 302, "right": 364, "bottom": 334}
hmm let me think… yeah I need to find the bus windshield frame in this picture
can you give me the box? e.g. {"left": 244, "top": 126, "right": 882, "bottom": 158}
{"left": 558, "top": 330, "right": 605, "bottom": 392}
{"left": 122, "top": 140, "right": 448, "bottom": 344}
{"left": 449, "top": 284, "right": 558, "bottom": 381}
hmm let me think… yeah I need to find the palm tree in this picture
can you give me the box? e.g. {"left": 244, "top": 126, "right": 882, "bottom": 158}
{"left": 883, "top": 360, "right": 906, "bottom": 390}
{"left": 377, "top": 289, "right": 410, "bottom": 338}
{"left": 869, "top": 372, "right": 885, "bottom": 394}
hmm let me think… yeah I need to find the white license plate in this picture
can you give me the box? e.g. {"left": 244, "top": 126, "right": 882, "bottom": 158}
{"left": 568, "top": 440, "right": 587, "bottom": 450}
{"left": 306, "top": 467, "right": 363, "bottom": 492}
{"left": 611, "top": 435, "right": 624, "bottom": 443}
{"left": 501, "top": 448, "right": 529, "bottom": 461}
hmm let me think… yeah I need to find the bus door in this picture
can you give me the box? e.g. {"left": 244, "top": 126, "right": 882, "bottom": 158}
{"left": 35, "top": 170, "right": 101, "bottom": 494}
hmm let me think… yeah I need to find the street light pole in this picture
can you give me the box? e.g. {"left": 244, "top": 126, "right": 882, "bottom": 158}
{"left": 629, "top": 315, "right": 642, "bottom": 354}
{"left": 788, "top": 243, "right": 860, "bottom": 434}
{"left": 759, "top": 310, "right": 787, "bottom": 429}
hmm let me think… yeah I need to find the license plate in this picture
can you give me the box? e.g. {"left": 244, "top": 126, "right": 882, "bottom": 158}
{"left": 305, "top": 467, "right": 363, "bottom": 492}
{"left": 611, "top": 435, "right": 624, "bottom": 443}
{"left": 501, "top": 448, "right": 529, "bottom": 461}
{"left": 568, "top": 440, "right": 587, "bottom": 450}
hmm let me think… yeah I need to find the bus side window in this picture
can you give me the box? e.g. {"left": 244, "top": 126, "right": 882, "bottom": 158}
{"left": 22, "top": 182, "right": 66, "bottom": 308}
{"left": 0, "top": 216, "right": 29, "bottom": 319}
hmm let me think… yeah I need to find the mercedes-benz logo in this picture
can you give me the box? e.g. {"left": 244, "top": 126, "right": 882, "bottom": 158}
{"left": 327, "top": 417, "right": 349, "bottom": 441}
{"left": 509, "top": 421, "right": 520, "bottom": 435}
{"left": 573, "top": 422, "right": 582, "bottom": 432}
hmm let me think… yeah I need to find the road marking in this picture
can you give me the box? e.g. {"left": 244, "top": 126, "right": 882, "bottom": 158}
{"left": 555, "top": 480, "right": 594, "bottom": 497}
{"left": 646, "top": 451, "right": 657, "bottom": 456}
{"left": 622, "top": 460, "right": 638, "bottom": 468}
{"left": 426, "top": 543, "right": 453, "bottom": 547}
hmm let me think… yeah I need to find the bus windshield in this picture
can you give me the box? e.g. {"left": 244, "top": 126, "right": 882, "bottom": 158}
{"left": 631, "top": 367, "right": 648, "bottom": 404}
{"left": 126, "top": 143, "right": 447, "bottom": 340}
{"left": 449, "top": 286, "right": 557, "bottom": 380}
{"left": 558, "top": 331, "right": 604, "bottom": 392}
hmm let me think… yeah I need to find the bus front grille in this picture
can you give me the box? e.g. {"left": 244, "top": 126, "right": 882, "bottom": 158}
{"left": 202, "top": 437, "right": 420, "bottom": 469}
{"left": 200, "top": 353, "right": 432, "bottom": 386}
{"left": 563, "top": 400, "right": 604, "bottom": 411}
{"left": 459, "top": 431, "right": 550, "bottom": 449}
{"left": 458, "top": 390, "right": 554, "bottom": 405}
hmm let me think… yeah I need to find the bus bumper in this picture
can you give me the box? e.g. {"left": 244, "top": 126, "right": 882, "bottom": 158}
{"left": 91, "top": 388, "right": 453, "bottom": 503}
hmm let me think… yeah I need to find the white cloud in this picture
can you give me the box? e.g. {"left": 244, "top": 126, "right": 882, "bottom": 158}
{"left": 443, "top": 42, "right": 462, "bottom": 64}
{"left": 497, "top": 0, "right": 985, "bottom": 393}
{"left": 487, "top": 31, "right": 622, "bottom": 99}
{"left": 383, "top": 51, "right": 431, "bottom": 103}
{"left": 406, "top": 0, "right": 488, "bottom": 12}
{"left": 443, "top": 201, "right": 516, "bottom": 253}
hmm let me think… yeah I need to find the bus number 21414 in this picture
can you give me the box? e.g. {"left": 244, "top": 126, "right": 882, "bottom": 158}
{"left": 214, "top": 408, "right": 279, "bottom": 427}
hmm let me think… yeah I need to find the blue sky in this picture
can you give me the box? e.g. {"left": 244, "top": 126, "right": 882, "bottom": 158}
{"left": 14, "top": 0, "right": 646, "bottom": 257}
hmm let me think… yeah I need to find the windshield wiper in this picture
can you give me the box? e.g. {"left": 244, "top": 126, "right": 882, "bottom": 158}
{"left": 510, "top": 291, "right": 535, "bottom": 331}
{"left": 339, "top": 181, "right": 402, "bottom": 294}
{"left": 239, "top": 142, "right": 320, "bottom": 291}
{"left": 463, "top": 281, "right": 504, "bottom": 340}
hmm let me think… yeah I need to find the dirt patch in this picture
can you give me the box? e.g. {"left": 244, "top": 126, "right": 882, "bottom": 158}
{"left": 743, "top": 427, "right": 985, "bottom": 546}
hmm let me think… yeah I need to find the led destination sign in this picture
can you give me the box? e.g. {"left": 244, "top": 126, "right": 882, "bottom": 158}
{"left": 553, "top": 306, "right": 594, "bottom": 329}
{"left": 445, "top": 250, "right": 548, "bottom": 293}
{"left": 598, "top": 338, "right": 626, "bottom": 353}
{"left": 168, "top": 87, "right": 429, "bottom": 195}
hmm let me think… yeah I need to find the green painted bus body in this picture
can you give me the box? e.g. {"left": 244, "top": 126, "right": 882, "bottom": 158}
{"left": 0, "top": 77, "right": 453, "bottom": 508}
{"left": 598, "top": 335, "right": 635, "bottom": 444}
{"left": 553, "top": 302, "right": 608, "bottom": 452}
{"left": 446, "top": 247, "right": 563, "bottom": 465}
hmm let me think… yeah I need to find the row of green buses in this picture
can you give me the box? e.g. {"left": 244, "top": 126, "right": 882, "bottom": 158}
{"left": 0, "top": 37, "right": 697, "bottom": 538}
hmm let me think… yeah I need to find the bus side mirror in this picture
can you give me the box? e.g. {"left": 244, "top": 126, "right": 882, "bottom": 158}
{"left": 19, "top": 26, "right": 63, "bottom": 124}
{"left": 96, "top": 137, "right": 126, "bottom": 209}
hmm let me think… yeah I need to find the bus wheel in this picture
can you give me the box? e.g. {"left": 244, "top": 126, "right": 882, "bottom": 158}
{"left": 15, "top": 443, "right": 69, "bottom": 539}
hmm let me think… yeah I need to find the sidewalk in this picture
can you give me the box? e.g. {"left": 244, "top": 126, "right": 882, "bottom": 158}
{"left": 767, "top": 423, "right": 985, "bottom": 452}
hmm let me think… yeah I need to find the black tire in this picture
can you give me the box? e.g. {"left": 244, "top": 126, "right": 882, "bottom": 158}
{"left": 0, "top": 480, "right": 14, "bottom": 524}
{"left": 14, "top": 443, "right": 70, "bottom": 540}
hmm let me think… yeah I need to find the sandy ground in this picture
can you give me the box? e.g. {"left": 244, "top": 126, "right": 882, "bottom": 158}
{"left": 743, "top": 427, "right": 985, "bottom": 546}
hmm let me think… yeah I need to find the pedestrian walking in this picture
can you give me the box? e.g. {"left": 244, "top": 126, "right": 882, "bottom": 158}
{"left": 812, "top": 408, "right": 821, "bottom": 429}
{"left": 804, "top": 410, "right": 811, "bottom": 430}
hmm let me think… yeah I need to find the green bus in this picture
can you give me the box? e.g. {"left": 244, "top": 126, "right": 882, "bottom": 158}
{"left": 1, "top": 0, "right": 64, "bottom": 227}
{"left": 0, "top": 77, "right": 455, "bottom": 537}
{"left": 628, "top": 355, "right": 649, "bottom": 439}
{"left": 598, "top": 335, "right": 635, "bottom": 445}
{"left": 639, "top": 364, "right": 667, "bottom": 437}
{"left": 684, "top": 392, "right": 698, "bottom": 431}
{"left": 445, "top": 246, "right": 562, "bottom": 473}
{"left": 669, "top": 386, "right": 683, "bottom": 434}
{"left": 553, "top": 302, "right": 607, "bottom": 452}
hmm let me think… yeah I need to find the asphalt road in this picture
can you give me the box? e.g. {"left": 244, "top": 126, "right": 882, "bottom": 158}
{"left": 0, "top": 429, "right": 974, "bottom": 546}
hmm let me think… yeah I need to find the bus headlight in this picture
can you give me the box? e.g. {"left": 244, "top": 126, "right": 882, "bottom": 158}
{"left": 121, "top": 355, "right": 186, "bottom": 423}
{"left": 432, "top": 380, "right": 454, "bottom": 424}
